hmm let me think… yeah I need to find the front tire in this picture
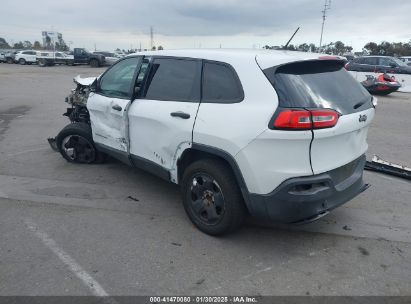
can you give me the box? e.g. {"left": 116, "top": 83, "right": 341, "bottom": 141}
{"left": 55, "top": 123, "right": 106, "bottom": 164}
{"left": 181, "top": 159, "right": 246, "bottom": 235}
{"left": 19, "top": 58, "right": 26, "bottom": 65}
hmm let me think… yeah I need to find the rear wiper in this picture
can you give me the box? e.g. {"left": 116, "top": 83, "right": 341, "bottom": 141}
{"left": 353, "top": 98, "right": 370, "bottom": 110}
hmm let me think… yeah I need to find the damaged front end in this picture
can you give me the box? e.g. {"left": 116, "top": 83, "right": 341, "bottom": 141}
{"left": 63, "top": 75, "right": 97, "bottom": 124}
{"left": 48, "top": 75, "right": 97, "bottom": 152}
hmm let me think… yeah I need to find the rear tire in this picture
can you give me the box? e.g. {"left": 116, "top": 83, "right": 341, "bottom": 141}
{"left": 181, "top": 159, "right": 246, "bottom": 235}
{"left": 90, "top": 59, "right": 99, "bottom": 67}
{"left": 6, "top": 58, "right": 14, "bottom": 64}
{"left": 56, "top": 123, "right": 106, "bottom": 164}
{"left": 38, "top": 59, "right": 47, "bottom": 67}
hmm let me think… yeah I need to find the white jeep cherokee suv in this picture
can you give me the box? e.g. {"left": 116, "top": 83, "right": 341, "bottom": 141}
{"left": 14, "top": 50, "right": 38, "bottom": 65}
{"left": 49, "top": 49, "right": 375, "bottom": 235}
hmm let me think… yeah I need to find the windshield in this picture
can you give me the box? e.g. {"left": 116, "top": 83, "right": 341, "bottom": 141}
{"left": 392, "top": 57, "right": 408, "bottom": 67}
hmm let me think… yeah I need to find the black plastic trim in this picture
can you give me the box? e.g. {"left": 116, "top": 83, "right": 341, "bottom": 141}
{"left": 130, "top": 154, "right": 170, "bottom": 181}
{"left": 190, "top": 143, "right": 252, "bottom": 210}
{"left": 95, "top": 143, "right": 132, "bottom": 166}
{"left": 95, "top": 142, "right": 170, "bottom": 181}
{"left": 248, "top": 155, "right": 368, "bottom": 223}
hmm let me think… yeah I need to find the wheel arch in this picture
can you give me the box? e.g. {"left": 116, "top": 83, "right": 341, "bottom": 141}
{"left": 177, "top": 143, "right": 252, "bottom": 212}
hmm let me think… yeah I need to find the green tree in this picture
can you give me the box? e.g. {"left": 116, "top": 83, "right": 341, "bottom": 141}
{"left": 13, "top": 41, "right": 24, "bottom": 49}
{"left": 0, "top": 37, "right": 11, "bottom": 49}
{"left": 363, "top": 42, "right": 379, "bottom": 55}
{"left": 23, "top": 40, "right": 32, "bottom": 49}
{"left": 298, "top": 43, "right": 310, "bottom": 52}
{"left": 334, "top": 41, "right": 345, "bottom": 55}
{"left": 33, "top": 41, "right": 42, "bottom": 50}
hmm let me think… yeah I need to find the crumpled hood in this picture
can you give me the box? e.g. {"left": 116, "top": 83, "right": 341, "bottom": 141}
{"left": 74, "top": 75, "right": 97, "bottom": 86}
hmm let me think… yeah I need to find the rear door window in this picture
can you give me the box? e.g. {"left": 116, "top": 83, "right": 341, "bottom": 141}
{"left": 202, "top": 61, "right": 244, "bottom": 103}
{"left": 144, "top": 58, "right": 200, "bottom": 102}
{"left": 263, "top": 60, "right": 372, "bottom": 115}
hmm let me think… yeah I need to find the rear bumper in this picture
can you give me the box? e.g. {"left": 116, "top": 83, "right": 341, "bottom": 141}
{"left": 248, "top": 155, "right": 368, "bottom": 223}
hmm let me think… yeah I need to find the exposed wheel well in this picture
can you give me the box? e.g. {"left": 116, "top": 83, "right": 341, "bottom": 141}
{"left": 177, "top": 147, "right": 251, "bottom": 213}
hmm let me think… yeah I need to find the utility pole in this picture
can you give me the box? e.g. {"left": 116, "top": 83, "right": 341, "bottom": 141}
{"left": 319, "top": 0, "right": 331, "bottom": 51}
{"left": 284, "top": 27, "right": 300, "bottom": 49}
{"left": 150, "top": 26, "right": 154, "bottom": 50}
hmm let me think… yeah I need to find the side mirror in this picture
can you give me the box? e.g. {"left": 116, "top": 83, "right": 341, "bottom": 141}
{"left": 90, "top": 80, "right": 98, "bottom": 93}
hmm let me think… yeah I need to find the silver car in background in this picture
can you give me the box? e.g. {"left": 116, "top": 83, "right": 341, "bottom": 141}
{"left": 93, "top": 51, "right": 120, "bottom": 66}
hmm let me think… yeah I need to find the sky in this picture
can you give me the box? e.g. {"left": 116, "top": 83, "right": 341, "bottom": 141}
{"left": 1, "top": 0, "right": 410, "bottom": 52}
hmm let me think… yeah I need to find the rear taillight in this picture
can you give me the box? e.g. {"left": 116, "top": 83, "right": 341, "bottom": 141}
{"left": 310, "top": 109, "right": 339, "bottom": 129}
{"left": 274, "top": 109, "right": 312, "bottom": 130}
{"left": 272, "top": 108, "right": 339, "bottom": 130}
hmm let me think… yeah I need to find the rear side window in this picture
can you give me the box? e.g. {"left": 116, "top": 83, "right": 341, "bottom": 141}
{"left": 363, "top": 57, "right": 378, "bottom": 65}
{"left": 202, "top": 61, "right": 244, "bottom": 103}
{"left": 144, "top": 58, "right": 200, "bottom": 102}
{"left": 263, "top": 60, "right": 372, "bottom": 115}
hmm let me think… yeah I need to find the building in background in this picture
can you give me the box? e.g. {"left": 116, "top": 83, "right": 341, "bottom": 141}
{"left": 42, "top": 31, "right": 68, "bottom": 51}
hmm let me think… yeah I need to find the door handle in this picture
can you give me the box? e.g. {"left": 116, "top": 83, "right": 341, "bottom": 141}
{"left": 112, "top": 104, "right": 122, "bottom": 111}
{"left": 170, "top": 112, "right": 190, "bottom": 119}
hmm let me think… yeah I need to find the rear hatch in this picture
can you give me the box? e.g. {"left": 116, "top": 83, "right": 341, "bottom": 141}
{"left": 261, "top": 59, "right": 375, "bottom": 174}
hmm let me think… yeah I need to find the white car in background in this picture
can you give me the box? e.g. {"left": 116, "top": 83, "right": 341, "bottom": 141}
{"left": 14, "top": 50, "right": 38, "bottom": 65}
{"left": 400, "top": 56, "right": 411, "bottom": 66}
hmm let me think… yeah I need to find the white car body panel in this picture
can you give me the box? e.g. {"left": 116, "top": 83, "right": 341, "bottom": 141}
{"left": 193, "top": 56, "right": 276, "bottom": 157}
{"left": 192, "top": 53, "right": 315, "bottom": 194}
{"left": 235, "top": 130, "right": 313, "bottom": 194}
{"left": 311, "top": 107, "right": 375, "bottom": 175}
{"left": 15, "top": 51, "right": 37, "bottom": 63}
{"left": 128, "top": 99, "right": 199, "bottom": 171}
{"left": 87, "top": 93, "right": 130, "bottom": 152}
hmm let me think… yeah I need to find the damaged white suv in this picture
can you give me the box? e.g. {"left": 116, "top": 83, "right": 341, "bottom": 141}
{"left": 49, "top": 50, "right": 375, "bottom": 235}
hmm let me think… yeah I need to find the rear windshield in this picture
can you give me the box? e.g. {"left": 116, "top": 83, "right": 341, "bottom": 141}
{"left": 263, "top": 60, "right": 372, "bottom": 114}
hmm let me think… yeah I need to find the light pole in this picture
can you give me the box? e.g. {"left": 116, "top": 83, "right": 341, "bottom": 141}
{"left": 319, "top": 0, "right": 331, "bottom": 51}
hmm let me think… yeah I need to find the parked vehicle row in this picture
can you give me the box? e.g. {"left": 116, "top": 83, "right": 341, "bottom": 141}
{"left": 0, "top": 48, "right": 120, "bottom": 67}
{"left": 346, "top": 56, "right": 411, "bottom": 74}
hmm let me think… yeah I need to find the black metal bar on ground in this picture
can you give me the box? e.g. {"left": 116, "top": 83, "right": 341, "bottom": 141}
{"left": 365, "top": 156, "right": 411, "bottom": 180}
